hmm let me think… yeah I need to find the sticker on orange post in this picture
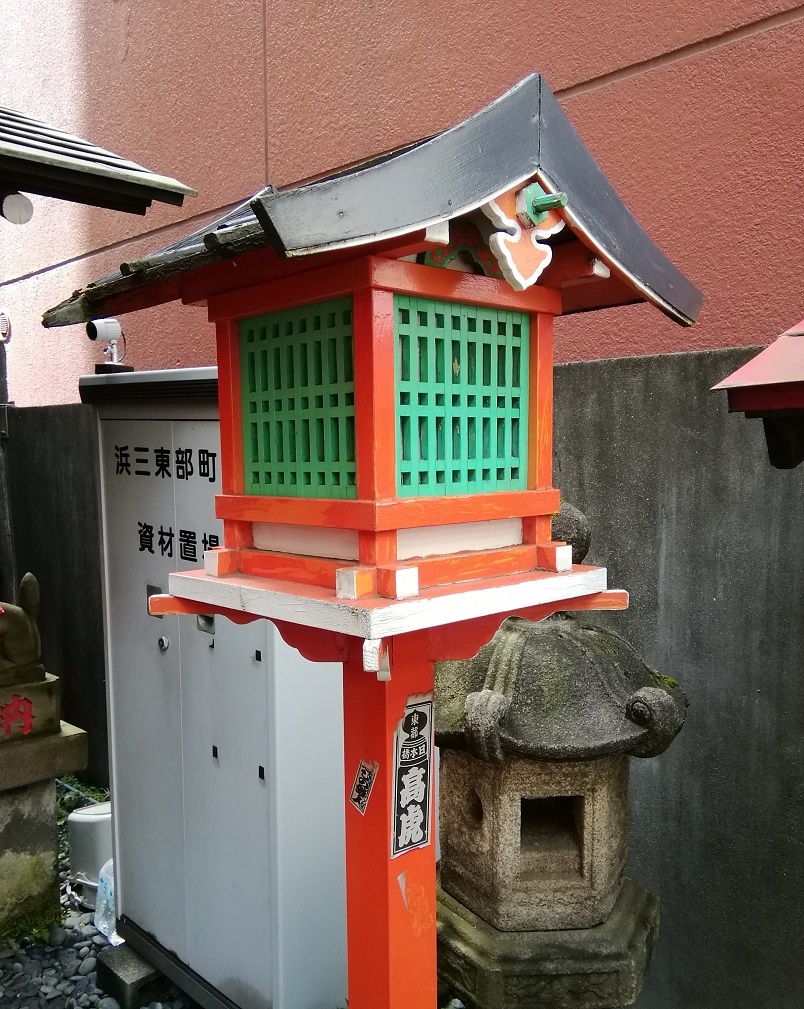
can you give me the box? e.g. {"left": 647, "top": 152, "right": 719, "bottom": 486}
{"left": 391, "top": 697, "right": 434, "bottom": 858}
{"left": 349, "top": 759, "right": 379, "bottom": 815}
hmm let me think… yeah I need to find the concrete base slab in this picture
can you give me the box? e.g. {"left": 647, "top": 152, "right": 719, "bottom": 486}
{"left": 97, "top": 944, "right": 174, "bottom": 1009}
{"left": 437, "top": 877, "right": 659, "bottom": 1009}
{"left": 0, "top": 721, "right": 87, "bottom": 791}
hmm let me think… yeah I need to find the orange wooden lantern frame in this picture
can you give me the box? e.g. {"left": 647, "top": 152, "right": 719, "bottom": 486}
{"left": 146, "top": 249, "right": 631, "bottom": 1009}
{"left": 212, "top": 254, "right": 566, "bottom": 600}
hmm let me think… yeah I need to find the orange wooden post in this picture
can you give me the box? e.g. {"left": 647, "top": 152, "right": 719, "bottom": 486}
{"left": 342, "top": 630, "right": 437, "bottom": 1009}
{"left": 354, "top": 285, "right": 399, "bottom": 567}
{"left": 215, "top": 319, "right": 252, "bottom": 549}
{"left": 215, "top": 319, "right": 244, "bottom": 496}
{"left": 524, "top": 310, "right": 555, "bottom": 544}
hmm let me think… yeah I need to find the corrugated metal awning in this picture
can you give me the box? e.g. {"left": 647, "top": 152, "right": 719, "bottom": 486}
{"left": 0, "top": 106, "right": 195, "bottom": 215}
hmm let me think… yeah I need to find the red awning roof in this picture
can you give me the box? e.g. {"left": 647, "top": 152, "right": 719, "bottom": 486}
{"left": 713, "top": 318, "right": 804, "bottom": 412}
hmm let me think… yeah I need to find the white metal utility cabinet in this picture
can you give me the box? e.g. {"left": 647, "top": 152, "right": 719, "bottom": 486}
{"left": 81, "top": 368, "right": 347, "bottom": 1009}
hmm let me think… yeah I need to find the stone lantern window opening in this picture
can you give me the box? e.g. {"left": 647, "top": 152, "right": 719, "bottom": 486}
{"left": 519, "top": 793, "right": 584, "bottom": 881}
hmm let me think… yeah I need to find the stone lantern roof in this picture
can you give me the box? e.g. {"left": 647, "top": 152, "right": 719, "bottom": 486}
{"left": 436, "top": 614, "right": 687, "bottom": 762}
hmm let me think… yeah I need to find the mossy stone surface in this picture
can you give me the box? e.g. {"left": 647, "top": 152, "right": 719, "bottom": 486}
{"left": 0, "top": 780, "right": 60, "bottom": 936}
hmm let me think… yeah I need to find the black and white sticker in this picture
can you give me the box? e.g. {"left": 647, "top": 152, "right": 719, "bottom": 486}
{"left": 391, "top": 698, "right": 433, "bottom": 858}
{"left": 349, "top": 759, "right": 378, "bottom": 815}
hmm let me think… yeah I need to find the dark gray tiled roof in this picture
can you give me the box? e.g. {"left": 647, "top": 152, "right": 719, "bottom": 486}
{"left": 42, "top": 75, "right": 703, "bottom": 328}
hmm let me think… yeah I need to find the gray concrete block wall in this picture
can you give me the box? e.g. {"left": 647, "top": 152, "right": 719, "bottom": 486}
{"left": 554, "top": 347, "right": 804, "bottom": 1009}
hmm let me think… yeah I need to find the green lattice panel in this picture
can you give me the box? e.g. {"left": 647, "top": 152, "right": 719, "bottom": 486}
{"left": 395, "top": 295, "right": 529, "bottom": 497}
{"left": 240, "top": 297, "right": 356, "bottom": 498}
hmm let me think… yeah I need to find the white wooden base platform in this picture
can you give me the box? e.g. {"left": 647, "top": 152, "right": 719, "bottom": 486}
{"left": 165, "top": 564, "right": 611, "bottom": 640}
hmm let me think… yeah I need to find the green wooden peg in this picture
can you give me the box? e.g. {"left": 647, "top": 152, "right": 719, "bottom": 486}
{"left": 516, "top": 184, "right": 568, "bottom": 228}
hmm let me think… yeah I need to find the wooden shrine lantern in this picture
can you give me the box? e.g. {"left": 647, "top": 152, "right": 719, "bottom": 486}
{"left": 44, "top": 75, "right": 703, "bottom": 1009}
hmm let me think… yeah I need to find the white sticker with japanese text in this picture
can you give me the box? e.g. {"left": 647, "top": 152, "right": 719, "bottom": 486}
{"left": 391, "top": 698, "right": 433, "bottom": 858}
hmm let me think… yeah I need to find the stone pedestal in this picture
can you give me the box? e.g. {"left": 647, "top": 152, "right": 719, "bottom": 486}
{"left": 440, "top": 750, "right": 629, "bottom": 930}
{"left": 437, "top": 878, "right": 659, "bottom": 1009}
{"left": 0, "top": 670, "right": 61, "bottom": 740}
{"left": 0, "top": 666, "right": 87, "bottom": 935}
{"left": 0, "top": 780, "right": 60, "bottom": 933}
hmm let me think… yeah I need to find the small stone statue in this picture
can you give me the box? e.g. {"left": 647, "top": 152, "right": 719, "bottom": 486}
{"left": 0, "top": 572, "right": 45, "bottom": 685}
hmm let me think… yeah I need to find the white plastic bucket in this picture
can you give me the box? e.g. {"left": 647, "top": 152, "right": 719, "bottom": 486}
{"left": 68, "top": 801, "right": 113, "bottom": 909}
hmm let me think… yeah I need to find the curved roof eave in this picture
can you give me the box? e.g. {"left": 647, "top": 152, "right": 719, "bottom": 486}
{"left": 42, "top": 73, "right": 701, "bottom": 328}
{"left": 251, "top": 74, "right": 702, "bottom": 326}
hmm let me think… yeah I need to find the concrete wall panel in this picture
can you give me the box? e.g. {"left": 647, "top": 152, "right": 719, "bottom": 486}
{"left": 554, "top": 348, "right": 804, "bottom": 1008}
{"left": 4, "top": 406, "right": 108, "bottom": 786}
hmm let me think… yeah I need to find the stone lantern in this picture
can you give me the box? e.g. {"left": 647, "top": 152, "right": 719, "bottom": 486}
{"left": 435, "top": 613, "right": 687, "bottom": 1009}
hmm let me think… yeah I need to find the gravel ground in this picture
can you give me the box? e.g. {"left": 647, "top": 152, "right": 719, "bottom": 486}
{"left": 0, "top": 912, "right": 198, "bottom": 1009}
{"left": 0, "top": 784, "right": 198, "bottom": 1009}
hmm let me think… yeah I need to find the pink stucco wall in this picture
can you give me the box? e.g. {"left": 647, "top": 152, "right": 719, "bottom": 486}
{"left": 2, "top": 1, "right": 803, "bottom": 404}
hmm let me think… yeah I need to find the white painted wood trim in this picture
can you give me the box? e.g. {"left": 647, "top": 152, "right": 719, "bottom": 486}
{"left": 397, "top": 519, "right": 522, "bottom": 560}
{"left": 362, "top": 638, "right": 385, "bottom": 672}
{"left": 252, "top": 522, "right": 360, "bottom": 560}
{"left": 424, "top": 221, "right": 450, "bottom": 246}
{"left": 394, "top": 567, "right": 419, "bottom": 600}
{"left": 204, "top": 549, "right": 223, "bottom": 576}
{"left": 167, "top": 565, "right": 608, "bottom": 641}
{"left": 335, "top": 568, "right": 363, "bottom": 600}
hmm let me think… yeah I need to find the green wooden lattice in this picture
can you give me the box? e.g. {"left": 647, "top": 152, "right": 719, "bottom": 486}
{"left": 395, "top": 295, "right": 529, "bottom": 497}
{"left": 240, "top": 297, "right": 356, "bottom": 498}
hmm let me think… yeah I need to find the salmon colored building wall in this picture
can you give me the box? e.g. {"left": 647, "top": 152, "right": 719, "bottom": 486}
{"left": 2, "top": 1, "right": 803, "bottom": 405}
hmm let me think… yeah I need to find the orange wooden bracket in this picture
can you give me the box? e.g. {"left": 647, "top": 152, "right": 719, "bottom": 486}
{"left": 148, "top": 594, "right": 261, "bottom": 625}
{"left": 271, "top": 619, "right": 350, "bottom": 663}
{"left": 148, "top": 594, "right": 350, "bottom": 663}
{"left": 539, "top": 241, "right": 610, "bottom": 288}
{"left": 150, "top": 588, "right": 628, "bottom": 665}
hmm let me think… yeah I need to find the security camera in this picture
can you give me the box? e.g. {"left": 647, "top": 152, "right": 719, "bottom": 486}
{"left": 86, "top": 317, "right": 133, "bottom": 374}
{"left": 86, "top": 318, "right": 122, "bottom": 341}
